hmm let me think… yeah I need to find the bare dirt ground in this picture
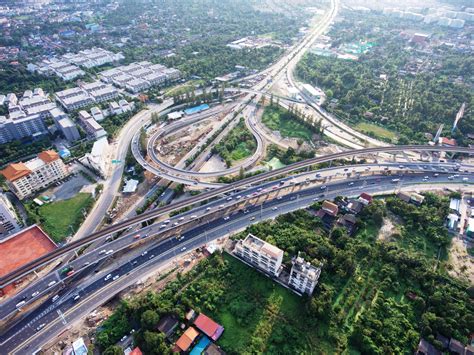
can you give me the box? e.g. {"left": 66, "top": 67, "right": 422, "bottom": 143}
{"left": 448, "top": 237, "right": 474, "bottom": 285}
{"left": 199, "top": 154, "right": 227, "bottom": 173}
{"left": 156, "top": 118, "right": 216, "bottom": 166}
{"left": 377, "top": 212, "right": 402, "bottom": 242}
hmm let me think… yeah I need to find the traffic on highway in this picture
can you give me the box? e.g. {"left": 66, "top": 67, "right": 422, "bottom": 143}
{"left": 2, "top": 165, "right": 473, "bottom": 353}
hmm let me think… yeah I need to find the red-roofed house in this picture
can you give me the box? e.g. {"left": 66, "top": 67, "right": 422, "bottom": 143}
{"left": 174, "top": 327, "right": 199, "bottom": 352}
{"left": 129, "top": 347, "right": 143, "bottom": 355}
{"left": 0, "top": 225, "right": 57, "bottom": 296}
{"left": 194, "top": 313, "right": 224, "bottom": 341}
{"left": 439, "top": 137, "right": 457, "bottom": 147}
{"left": 321, "top": 200, "right": 338, "bottom": 217}
{"left": 1, "top": 150, "right": 68, "bottom": 199}
{"left": 358, "top": 193, "right": 373, "bottom": 205}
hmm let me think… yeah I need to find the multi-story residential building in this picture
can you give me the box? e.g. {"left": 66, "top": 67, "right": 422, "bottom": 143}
{"left": 288, "top": 252, "right": 322, "bottom": 295}
{"left": 119, "top": 99, "right": 132, "bottom": 113}
{"left": 18, "top": 89, "right": 56, "bottom": 117}
{"left": 99, "top": 68, "right": 123, "bottom": 83}
{"left": 51, "top": 107, "right": 80, "bottom": 142}
{"left": 233, "top": 234, "right": 283, "bottom": 277}
{"left": 0, "top": 193, "right": 21, "bottom": 238}
{"left": 62, "top": 48, "right": 124, "bottom": 69}
{"left": 1, "top": 150, "right": 69, "bottom": 200}
{"left": 86, "top": 85, "right": 119, "bottom": 103}
{"left": 78, "top": 112, "right": 106, "bottom": 139}
{"left": 0, "top": 113, "right": 48, "bottom": 144}
{"left": 90, "top": 107, "right": 104, "bottom": 121}
{"left": 109, "top": 101, "right": 122, "bottom": 115}
{"left": 126, "top": 78, "right": 151, "bottom": 93}
{"left": 57, "top": 118, "right": 80, "bottom": 142}
{"left": 0, "top": 89, "right": 64, "bottom": 143}
{"left": 55, "top": 87, "right": 94, "bottom": 111}
{"left": 98, "top": 61, "right": 181, "bottom": 93}
{"left": 30, "top": 59, "right": 85, "bottom": 81}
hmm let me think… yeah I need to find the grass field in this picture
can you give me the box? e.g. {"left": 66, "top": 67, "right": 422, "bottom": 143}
{"left": 230, "top": 141, "right": 253, "bottom": 161}
{"left": 262, "top": 106, "right": 314, "bottom": 141}
{"left": 265, "top": 157, "right": 286, "bottom": 170}
{"left": 211, "top": 254, "right": 314, "bottom": 353}
{"left": 355, "top": 122, "right": 398, "bottom": 142}
{"left": 27, "top": 193, "right": 93, "bottom": 242}
{"left": 213, "top": 118, "right": 257, "bottom": 166}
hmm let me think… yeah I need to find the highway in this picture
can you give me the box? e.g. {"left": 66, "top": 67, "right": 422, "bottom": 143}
{"left": 1, "top": 159, "right": 472, "bottom": 322}
{"left": 1, "top": 144, "right": 472, "bottom": 290}
{"left": 73, "top": 101, "right": 174, "bottom": 241}
{"left": 3, "top": 170, "right": 473, "bottom": 354}
{"left": 142, "top": 101, "right": 265, "bottom": 180}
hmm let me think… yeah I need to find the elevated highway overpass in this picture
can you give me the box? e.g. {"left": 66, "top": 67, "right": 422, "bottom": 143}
{"left": 1, "top": 144, "right": 472, "bottom": 288}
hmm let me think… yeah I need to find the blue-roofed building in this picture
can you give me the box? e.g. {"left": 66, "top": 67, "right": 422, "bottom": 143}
{"left": 184, "top": 104, "right": 209, "bottom": 116}
{"left": 59, "top": 148, "right": 71, "bottom": 159}
{"left": 190, "top": 336, "right": 211, "bottom": 355}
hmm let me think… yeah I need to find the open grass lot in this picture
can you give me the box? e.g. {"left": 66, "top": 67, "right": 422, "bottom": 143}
{"left": 229, "top": 141, "right": 252, "bottom": 161}
{"left": 213, "top": 118, "right": 257, "bottom": 167}
{"left": 355, "top": 122, "right": 398, "bottom": 142}
{"left": 264, "top": 157, "right": 286, "bottom": 170}
{"left": 262, "top": 106, "right": 314, "bottom": 141}
{"left": 26, "top": 193, "right": 93, "bottom": 242}
{"left": 210, "top": 254, "right": 311, "bottom": 353}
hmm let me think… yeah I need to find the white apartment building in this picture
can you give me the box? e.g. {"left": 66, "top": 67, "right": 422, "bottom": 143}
{"left": 78, "top": 112, "right": 106, "bottom": 139}
{"left": 98, "top": 61, "right": 181, "bottom": 93}
{"left": 55, "top": 87, "right": 94, "bottom": 111}
{"left": 1, "top": 150, "right": 69, "bottom": 200}
{"left": 233, "top": 234, "right": 283, "bottom": 277}
{"left": 288, "top": 252, "right": 322, "bottom": 295}
{"left": 90, "top": 107, "right": 104, "bottom": 121}
{"left": 0, "top": 193, "right": 21, "bottom": 238}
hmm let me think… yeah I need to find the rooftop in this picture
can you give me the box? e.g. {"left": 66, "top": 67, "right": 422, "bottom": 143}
{"left": 242, "top": 234, "right": 284, "bottom": 259}
{"left": 0, "top": 225, "right": 57, "bottom": 278}
{"left": 194, "top": 313, "right": 224, "bottom": 341}
{"left": 175, "top": 327, "right": 199, "bottom": 352}
{"left": 322, "top": 200, "right": 339, "bottom": 216}
{"left": 38, "top": 150, "right": 59, "bottom": 163}
{"left": 1, "top": 163, "right": 31, "bottom": 182}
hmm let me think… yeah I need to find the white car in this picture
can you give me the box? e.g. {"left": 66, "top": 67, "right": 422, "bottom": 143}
{"left": 104, "top": 274, "right": 112, "bottom": 281}
{"left": 141, "top": 251, "right": 148, "bottom": 256}
{"left": 36, "top": 323, "right": 46, "bottom": 332}
{"left": 105, "top": 250, "right": 114, "bottom": 255}
{"left": 31, "top": 291, "right": 40, "bottom": 298}
{"left": 181, "top": 247, "right": 187, "bottom": 252}
{"left": 112, "top": 275, "right": 120, "bottom": 281}
{"left": 223, "top": 216, "right": 230, "bottom": 221}
{"left": 47, "top": 281, "right": 56, "bottom": 287}
{"left": 178, "top": 217, "right": 185, "bottom": 221}
{"left": 272, "top": 207, "right": 278, "bottom": 211}
{"left": 98, "top": 250, "right": 106, "bottom": 255}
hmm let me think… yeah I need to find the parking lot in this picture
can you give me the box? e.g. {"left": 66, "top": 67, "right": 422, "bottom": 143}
{"left": 41, "top": 173, "right": 93, "bottom": 202}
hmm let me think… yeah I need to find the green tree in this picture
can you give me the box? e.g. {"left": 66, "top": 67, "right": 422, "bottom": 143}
{"left": 141, "top": 309, "right": 160, "bottom": 331}
{"left": 103, "top": 345, "right": 123, "bottom": 355}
